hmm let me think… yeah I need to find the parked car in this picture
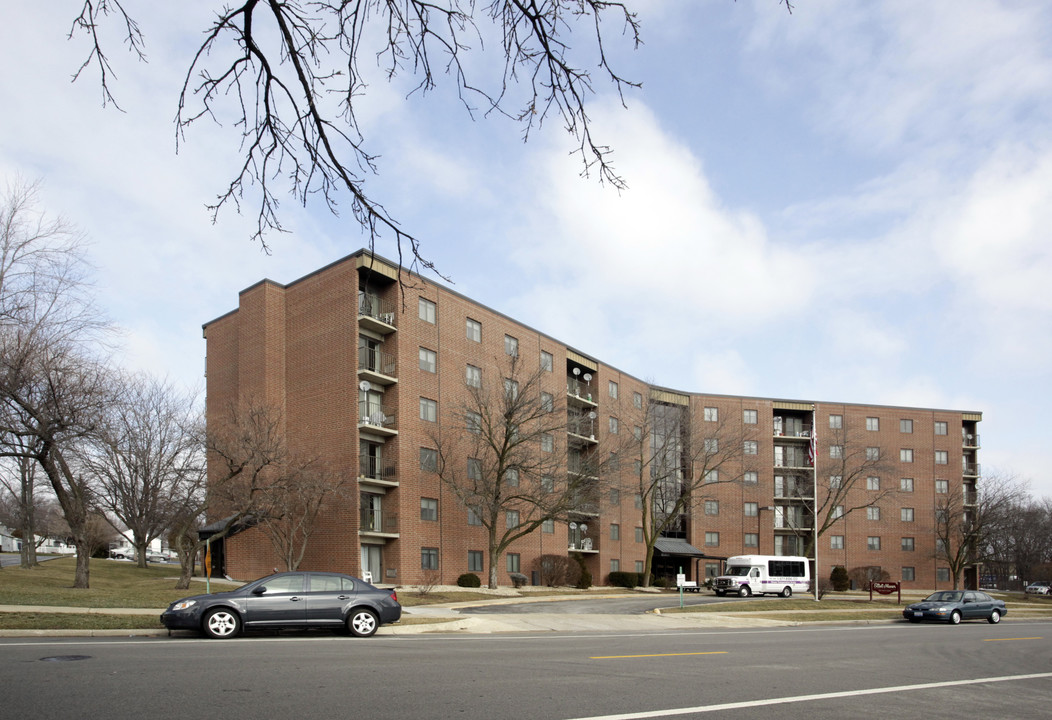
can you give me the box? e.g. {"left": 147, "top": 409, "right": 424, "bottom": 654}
{"left": 1024, "top": 581, "right": 1051, "bottom": 595}
{"left": 903, "top": 590, "right": 1006, "bottom": 625}
{"left": 160, "top": 571, "right": 401, "bottom": 639}
{"left": 109, "top": 547, "right": 135, "bottom": 561}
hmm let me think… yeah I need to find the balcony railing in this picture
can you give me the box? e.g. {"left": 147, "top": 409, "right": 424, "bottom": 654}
{"left": 360, "top": 509, "right": 399, "bottom": 534}
{"left": 567, "top": 417, "right": 597, "bottom": 439}
{"left": 963, "top": 462, "right": 981, "bottom": 477}
{"left": 962, "top": 433, "right": 981, "bottom": 448}
{"left": 360, "top": 456, "right": 397, "bottom": 483}
{"left": 358, "top": 404, "right": 396, "bottom": 431}
{"left": 358, "top": 347, "right": 397, "bottom": 377}
{"left": 358, "top": 292, "right": 397, "bottom": 326}
{"left": 566, "top": 378, "right": 597, "bottom": 404}
{"left": 774, "top": 425, "right": 812, "bottom": 439}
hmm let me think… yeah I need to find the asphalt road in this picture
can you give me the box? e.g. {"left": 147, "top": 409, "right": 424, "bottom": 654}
{"left": 2, "top": 620, "right": 1049, "bottom": 719}
{"left": 461, "top": 593, "right": 757, "bottom": 614}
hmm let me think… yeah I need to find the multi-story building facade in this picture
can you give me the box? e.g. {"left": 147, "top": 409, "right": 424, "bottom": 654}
{"left": 203, "top": 250, "right": 982, "bottom": 589}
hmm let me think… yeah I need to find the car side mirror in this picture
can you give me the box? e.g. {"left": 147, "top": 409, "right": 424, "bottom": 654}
{"left": 252, "top": 586, "right": 267, "bottom": 596}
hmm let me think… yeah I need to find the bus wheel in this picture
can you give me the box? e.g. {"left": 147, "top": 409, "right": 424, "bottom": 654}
{"left": 738, "top": 585, "right": 751, "bottom": 598}
{"left": 781, "top": 586, "right": 793, "bottom": 598}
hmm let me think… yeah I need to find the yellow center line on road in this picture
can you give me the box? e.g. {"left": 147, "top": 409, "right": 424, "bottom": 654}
{"left": 590, "top": 652, "right": 728, "bottom": 660}
{"left": 983, "top": 637, "right": 1043, "bottom": 642}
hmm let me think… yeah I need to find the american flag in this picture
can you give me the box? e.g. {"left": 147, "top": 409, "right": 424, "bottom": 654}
{"left": 808, "top": 423, "right": 816, "bottom": 467}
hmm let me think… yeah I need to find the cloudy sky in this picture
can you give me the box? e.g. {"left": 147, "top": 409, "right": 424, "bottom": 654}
{"left": 2, "top": 1, "right": 1050, "bottom": 498}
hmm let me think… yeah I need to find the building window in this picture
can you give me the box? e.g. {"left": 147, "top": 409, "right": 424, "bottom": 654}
{"left": 504, "top": 468, "right": 519, "bottom": 487}
{"left": 608, "top": 380, "right": 618, "bottom": 399}
{"left": 743, "top": 440, "right": 758, "bottom": 455}
{"left": 542, "top": 518, "right": 554, "bottom": 534}
{"left": 633, "top": 391, "right": 643, "bottom": 409}
{"left": 829, "top": 414, "right": 843, "bottom": 429}
{"left": 901, "top": 507, "right": 915, "bottom": 522}
{"left": 829, "top": 475, "right": 842, "bottom": 489}
{"left": 635, "top": 561, "right": 645, "bottom": 574}
{"left": 833, "top": 505, "right": 844, "bottom": 519}
{"left": 705, "top": 438, "right": 719, "bottom": 453}
{"left": 419, "top": 347, "right": 437, "bottom": 373}
{"left": 467, "top": 509, "right": 482, "bottom": 526}
{"left": 934, "top": 450, "right": 948, "bottom": 465}
{"left": 610, "top": 559, "right": 620, "bottom": 573}
{"left": 744, "top": 502, "right": 758, "bottom": 517}
{"left": 610, "top": 523, "right": 620, "bottom": 541}
{"left": 634, "top": 527, "right": 644, "bottom": 543}
{"left": 743, "top": 409, "right": 757, "bottom": 424}
{"left": 936, "top": 568, "right": 950, "bottom": 583}
{"left": 900, "top": 448, "right": 914, "bottom": 463}
{"left": 467, "top": 458, "right": 482, "bottom": 481}
{"left": 705, "top": 500, "right": 719, "bottom": 516}
{"left": 634, "top": 494, "right": 643, "bottom": 509}
{"left": 744, "top": 533, "right": 758, "bottom": 548}
{"left": 468, "top": 550, "right": 484, "bottom": 572}
{"left": 609, "top": 488, "right": 620, "bottom": 505}
{"left": 935, "top": 479, "right": 948, "bottom": 494}
{"left": 507, "top": 554, "right": 520, "bottom": 573}
{"left": 744, "top": 471, "right": 758, "bottom": 484}
{"left": 704, "top": 469, "right": 718, "bottom": 484}
{"left": 830, "top": 445, "right": 843, "bottom": 459}
{"left": 901, "top": 537, "right": 915, "bottom": 551}
{"left": 900, "top": 419, "right": 913, "bottom": 433}
{"left": 503, "top": 378, "right": 519, "bottom": 401}
{"left": 633, "top": 425, "right": 642, "bottom": 440}
{"left": 420, "top": 397, "right": 437, "bottom": 422}
{"left": 900, "top": 477, "right": 914, "bottom": 492}
{"left": 867, "top": 507, "right": 880, "bottom": 521}
{"left": 866, "top": 447, "right": 880, "bottom": 461}
{"left": 867, "top": 536, "right": 881, "bottom": 551}
{"left": 466, "top": 411, "right": 482, "bottom": 434}
{"left": 705, "top": 532, "right": 719, "bottom": 547}
{"left": 934, "top": 421, "right": 948, "bottom": 436}
{"left": 504, "top": 334, "right": 518, "bottom": 357}
{"left": 540, "top": 350, "right": 553, "bottom": 372}
{"left": 420, "top": 498, "right": 438, "bottom": 522}
{"left": 506, "top": 510, "right": 519, "bottom": 529}
{"left": 704, "top": 406, "right": 718, "bottom": 422}
{"left": 541, "top": 392, "right": 554, "bottom": 413}
{"left": 830, "top": 535, "right": 844, "bottom": 550}
{"left": 902, "top": 567, "right": 915, "bottom": 582}
{"left": 421, "top": 547, "right": 438, "bottom": 570}
{"left": 867, "top": 476, "right": 880, "bottom": 491}
{"left": 866, "top": 417, "right": 879, "bottom": 431}
{"left": 541, "top": 476, "right": 554, "bottom": 492}
{"left": 466, "top": 318, "right": 481, "bottom": 342}
{"left": 418, "top": 298, "right": 436, "bottom": 323}
{"left": 420, "top": 447, "right": 438, "bottom": 472}
{"left": 609, "top": 416, "right": 619, "bottom": 434}
{"left": 541, "top": 433, "right": 553, "bottom": 452}
{"left": 466, "top": 364, "right": 481, "bottom": 388}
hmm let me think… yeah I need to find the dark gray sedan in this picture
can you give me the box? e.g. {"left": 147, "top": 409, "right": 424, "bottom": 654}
{"left": 161, "top": 571, "right": 401, "bottom": 638}
{"left": 903, "top": 590, "right": 1006, "bottom": 625}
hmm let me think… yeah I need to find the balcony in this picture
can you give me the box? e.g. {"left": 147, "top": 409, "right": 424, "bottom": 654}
{"left": 358, "top": 405, "right": 397, "bottom": 437}
{"left": 963, "top": 462, "right": 981, "bottom": 477}
{"left": 359, "top": 457, "right": 398, "bottom": 488}
{"left": 358, "top": 293, "right": 397, "bottom": 335}
{"left": 566, "top": 378, "right": 598, "bottom": 407}
{"left": 360, "top": 509, "right": 399, "bottom": 538}
{"left": 567, "top": 415, "right": 598, "bottom": 444}
{"left": 358, "top": 347, "right": 397, "bottom": 386}
{"left": 963, "top": 433, "right": 981, "bottom": 448}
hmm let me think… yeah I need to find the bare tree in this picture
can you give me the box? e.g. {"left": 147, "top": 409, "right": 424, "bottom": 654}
{"left": 0, "top": 453, "right": 48, "bottom": 568}
{"left": 0, "top": 179, "right": 111, "bottom": 588}
{"left": 80, "top": 373, "right": 203, "bottom": 569}
{"left": 935, "top": 472, "right": 1026, "bottom": 590}
{"left": 985, "top": 492, "right": 1052, "bottom": 587}
{"left": 613, "top": 394, "right": 748, "bottom": 587}
{"left": 799, "top": 426, "right": 892, "bottom": 559}
{"left": 435, "top": 356, "right": 580, "bottom": 589}
{"left": 63, "top": 1, "right": 642, "bottom": 265}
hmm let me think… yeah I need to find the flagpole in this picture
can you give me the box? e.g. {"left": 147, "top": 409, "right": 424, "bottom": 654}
{"left": 812, "top": 403, "right": 819, "bottom": 602}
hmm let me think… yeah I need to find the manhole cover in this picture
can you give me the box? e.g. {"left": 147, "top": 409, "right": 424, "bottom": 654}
{"left": 40, "top": 655, "right": 92, "bottom": 662}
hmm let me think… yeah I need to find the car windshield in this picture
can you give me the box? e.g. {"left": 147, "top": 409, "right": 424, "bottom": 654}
{"left": 725, "top": 566, "right": 752, "bottom": 577}
{"left": 926, "top": 591, "right": 963, "bottom": 603}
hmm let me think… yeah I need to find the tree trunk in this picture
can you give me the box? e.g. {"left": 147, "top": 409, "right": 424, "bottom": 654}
{"left": 73, "top": 543, "right": 91, "bottom": 589}
{"left": 487, "top": 527, "right": 499, "bottom": 589}
{"left": 135, "top": 538, "right": 149, "bottom": 569}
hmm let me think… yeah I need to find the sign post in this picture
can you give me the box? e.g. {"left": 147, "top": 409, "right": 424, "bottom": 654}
{"left": 870, "top": 580, "right": 901, "bottom": 604}
{"left": 677, "top": 567, "right": 685, "bottom": 608}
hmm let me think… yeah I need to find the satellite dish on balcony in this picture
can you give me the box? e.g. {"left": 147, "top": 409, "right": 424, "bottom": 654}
{"left": 588, "top": 412, "right": 597, "bottom": 420}
{"left": 359, "top": 381, "right": 370, "bottom": 392}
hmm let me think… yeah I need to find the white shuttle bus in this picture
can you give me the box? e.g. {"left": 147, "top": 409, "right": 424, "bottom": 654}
{"left": 713, "top": 555, "right": 810, "bottom": 598}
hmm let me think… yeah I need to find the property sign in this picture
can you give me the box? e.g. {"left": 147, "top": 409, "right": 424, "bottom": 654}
{"left": 869, "top": 581, "right": 901, "bottom": 603}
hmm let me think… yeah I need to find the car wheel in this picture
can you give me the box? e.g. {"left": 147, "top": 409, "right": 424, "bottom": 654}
{"left": 908, "top": 617, "right": 922, "bottom": 623}
{"left": 348, "top": 608, "right": 379, "bottom": 637}
{"left": 738, "top": 585, "right": 751, "bottom": 598}
{"left": 781, "top": 586, "right": 793, "bottom": 598}
{"left": 714, "top": 590, "right": 724, "bottom": 597}
{"left": 949, "top": 610, "right": 962, "bottom": 625}
{"left": 203, "top": 608, "right": 241, "bottom": 639}
{"left": 988, "top": 609, "right": 1001, "bottom": 624}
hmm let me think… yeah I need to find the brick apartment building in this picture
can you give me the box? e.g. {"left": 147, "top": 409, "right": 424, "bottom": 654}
{"left": 202, "top": 250, "right": 983, "bottom": 589}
